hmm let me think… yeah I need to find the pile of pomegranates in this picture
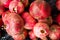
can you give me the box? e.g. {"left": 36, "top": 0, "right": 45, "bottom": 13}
{"left": 0, "top": 0, "right": 60, "bottom": 40}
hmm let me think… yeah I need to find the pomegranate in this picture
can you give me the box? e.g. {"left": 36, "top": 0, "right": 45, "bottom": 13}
{"left": 9, "top": 0, "right": 24, "bottom": 14}
{"left": 2, "top": 11, "right": 24, "bottom": 36}
{"left": 56, "top": 0, "right": 60, "bottom": 11}
{"left": 29, "top": 0, "right": 51, "bottom": 20}
{"left": 33, "top": 22, "right": 50, "bottom": 39}
{"left": 22, "top": 12, "right": 36, "bottom": 30}
{"left": 49, "top": 25, "right": 60, "bottom": 40}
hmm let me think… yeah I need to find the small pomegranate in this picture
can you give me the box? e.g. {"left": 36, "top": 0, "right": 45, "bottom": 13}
{"left": 29, "top": 0, "right": 51, "bottom": 20}
{"left": 0, "top": 0, "right": 12, "bottom": 8}
{"left": 33, "top": 22, "right": 50, "bottom": 39}
{"left": 9, "top": 1, "right": 24, "bottom": 14}
{"left": 22, "top": 12, "right": 36, "bottom": 30}
{"left": 56, "top": 0, "right": 60, "bottom": 11}
{"left": 49, "top": 25, "right": 60, "bottom": 40}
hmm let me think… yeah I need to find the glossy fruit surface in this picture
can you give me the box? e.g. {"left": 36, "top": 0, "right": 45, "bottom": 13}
{"left": 49, "top": 25, "right": 60, "bottom": 40}
{"left": 2, "top": 11, "right": 24, "bottom": 36}
{"left": 33, "top": 22, "right": 50, "bottom": 39}
{"left": 22, "top": 12, "right": 36, "bottom": 30}
{"left": 29, "top": 0, "right": 51, "bottom": 20}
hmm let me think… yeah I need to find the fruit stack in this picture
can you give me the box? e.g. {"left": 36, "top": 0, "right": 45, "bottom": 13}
{"left": 0, "top": 0, "right": 60, "bottom": 40}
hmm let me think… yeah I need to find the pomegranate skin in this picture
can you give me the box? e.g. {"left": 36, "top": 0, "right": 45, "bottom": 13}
{"left": 22, "top": 12, "right": 36, "bottom": 30}
{"left": 29, "top": 31, "right": 36, "bottom": 39}
{"left": 29, "top": 0, "right": 51, "bottom": 20}
{"left": 0, "top": 0, "right": 12, "bottom": 8}
{"left": 56, "top": 14, "right": 60, "bottom": 25}
{"left": 12, "top": 30, "right": 27, "bottom": 40}
{"left": 49, "top": 25, "right": 60, "bottom": 40}
{"left": 13, "top": 0, "right": 28, "bottom": 7}
{"left": 9, "top": 1, "right": 24, "bottom": 14}
{"left": 2, "top": 11, "right": 24, "bottom": 36}
{"left": 33, "top": 22, "right": 50, "bottom": 39}
{"left": 38, "top": 16, "right": 53, "bottom": 25}
{"left": 56, "top": 0, "right": 60, "bottom": 11}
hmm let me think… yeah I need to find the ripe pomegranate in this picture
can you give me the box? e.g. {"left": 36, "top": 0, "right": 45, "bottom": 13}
{"left": 2, "top": 11, "right": 24, "bottom": 36}
{"left": 0, "top": 0, "right": 12, "bottom": 8}
{"left": 22, "top": 12, "right": 36, "bottom": 30}
{"left": 9, "top": 0, "right": 24, "bottom": 14}
{"left": 29, "top": 0, "right": 51, "bottom": 20}
{"left": 56, "top": 14, "right": 60, "bottom": 25}
{"left": 33, "top": 22, "right": 50, "bottom": 39}
{"left": 56, "top": 0, "right": 60, "bottom": 11}
{"left": 49, "top": 25, "right": 60, "bottom": 40}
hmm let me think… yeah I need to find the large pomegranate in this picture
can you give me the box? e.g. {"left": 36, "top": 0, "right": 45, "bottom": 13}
{"left": 2, "top": 11, "right": 24, "bottom": 36}
{"left": 29, "top": 0, "right": 51, "bottom": 20}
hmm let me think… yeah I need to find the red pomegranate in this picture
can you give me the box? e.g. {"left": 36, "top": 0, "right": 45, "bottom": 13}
{"left": 29, "top": 0, "right": 51, "bottom": 20}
